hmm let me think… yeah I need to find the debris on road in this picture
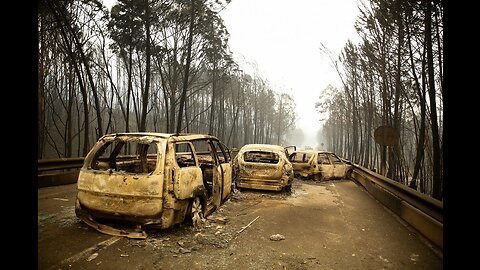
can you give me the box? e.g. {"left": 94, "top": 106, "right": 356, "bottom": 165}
{"left": 86, "top": 253, "right": 98, "bottom": 262}
{"left": 237, "top": 216, "right": 260, "bottom": 234}
{"left": 269, "top": 234, "right": 285, "bottom": 241}
{"left": 179, "top": 247, "right": 191, "bottom": 254}
{"left": 208, "top": 216, "right": 229, "bottom": 224}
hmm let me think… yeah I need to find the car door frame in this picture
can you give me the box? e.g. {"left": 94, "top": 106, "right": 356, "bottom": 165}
{"left": 329, "top": 153, "right": 347, "bottom": 179}
{"left": 205, "top": 138, "right": 224, "bottom": 208}
{"left": 317, "top": 152, "right": 335, "bottom": 179}
{"left": 171, "top": 141, "right": 204, "bottom": 200}
{"left": 211, "top": 139, "right": 232, "bottom": 202}
{"left": 289, "top": 152, "right": 311, "bottom": 177}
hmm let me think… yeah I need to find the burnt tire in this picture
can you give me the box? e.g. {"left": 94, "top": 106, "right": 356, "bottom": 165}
{"left": 313, "top": 173, "right": 324, "bottom": 182}
{"left": 189, "top": 197, "right": 204, "bottom": 228}
{"left": 346, "top": 169, "right": 353, "bottom": 180}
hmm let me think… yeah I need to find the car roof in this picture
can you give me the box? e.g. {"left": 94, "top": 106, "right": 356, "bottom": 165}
{"left": 238, "top": 144, "right": 286, "bottom": 153}
{"left": 99, "top": 132, "right": 219, "bottom": 142}
{"left": 291, "top": 150, "right": 334, "bottom": 155}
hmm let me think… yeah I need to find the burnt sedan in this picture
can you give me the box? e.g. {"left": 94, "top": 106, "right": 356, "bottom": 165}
{"left": 233, "top": 144, "right": 293, "bottom": 192}
{"left": 289, "top": 150, "right": 352, "bottom": 181}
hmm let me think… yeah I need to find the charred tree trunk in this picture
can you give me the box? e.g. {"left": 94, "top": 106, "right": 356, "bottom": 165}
{"left": 389, "top": 4, "right": 405, "bottom": 181}
{"left": 425, "top": 0, "right": 442, "bottom": 199}
{"left": 406, "top": 16, "right": 426, "bottom": 189}
{"left": 38, "top": 19, "right": 47, "bottom": 158}
{"left": 139, "top": 1, "right": 152, "bottom": 132}
{"left": 209, "top": 59, "right": 217, "bottom": 135}
{"left": 177, "top": 0, "right": 195, "bottom": 134}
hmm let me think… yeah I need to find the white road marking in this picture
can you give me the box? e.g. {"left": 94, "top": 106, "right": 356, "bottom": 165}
{"left": 53, "top": 198, "right": 69, "bottom": 201}
{"left": 48, "top": 236, "right": 121, "bottom": 269}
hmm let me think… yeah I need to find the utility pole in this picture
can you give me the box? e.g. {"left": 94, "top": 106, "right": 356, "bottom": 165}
{"left": 277, "top": 93, "right": 283, "bottom": 145}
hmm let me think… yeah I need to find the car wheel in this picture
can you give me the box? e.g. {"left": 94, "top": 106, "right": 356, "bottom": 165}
{"left": 231, "top": 180, "right": 236, "bottom": 192}
{"left": 190, "top": 197, "right": 204, "bottom": 228}
{"left": 346, "top": 168, "right": 353, "bottom": 179}
{"left": 313, "top": 173, "right": 324, "bottom": 182}
{"left": 233, "top": 179, "right": 239, "bottom": 191}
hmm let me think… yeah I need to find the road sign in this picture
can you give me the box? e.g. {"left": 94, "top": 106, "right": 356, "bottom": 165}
{"left": 374, "top": 125, "right": 398, "bottom": 146}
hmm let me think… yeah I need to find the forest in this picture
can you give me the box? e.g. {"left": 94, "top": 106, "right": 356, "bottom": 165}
{"left": 38, "top": 0, "right": 443, "bottom": 200}
{"left": 316, "top": 0, "right": 443, "bottom": 199}
{"left": 38, "top": 0, "right": 296, "bottom": 159}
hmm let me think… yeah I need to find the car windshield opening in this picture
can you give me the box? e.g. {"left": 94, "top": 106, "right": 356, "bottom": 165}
{"left": 243, "top": 151, "right": 279, "bottom": 164}
{"left": 90, "top": 140, "right": 158, "bottom": 174}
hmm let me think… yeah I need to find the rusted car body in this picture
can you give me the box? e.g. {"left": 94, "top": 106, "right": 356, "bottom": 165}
{"left": 75, "top": 133, "right": 232, "bottom": 238}
{"left": 233, "top": 144, "right": 293, "bottom": 191}
{"left": 289, "top": 150, "right": 352, "bottom": 181}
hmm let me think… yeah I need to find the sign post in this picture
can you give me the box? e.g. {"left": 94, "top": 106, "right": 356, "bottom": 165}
{"left": 374, "top": 125, "right": 399, "bottom": 176}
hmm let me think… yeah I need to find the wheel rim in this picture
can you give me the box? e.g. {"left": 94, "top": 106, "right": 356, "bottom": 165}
{"left": 314, "top": 174, "right": 324, "bottom": 181}
{"left": 191, "top": 197, "right": 204, "bottom": 227}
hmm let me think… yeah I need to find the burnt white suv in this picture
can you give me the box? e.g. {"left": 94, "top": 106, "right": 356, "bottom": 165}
{"left": 75, "top": 132, "right": 233, "bottom": 238}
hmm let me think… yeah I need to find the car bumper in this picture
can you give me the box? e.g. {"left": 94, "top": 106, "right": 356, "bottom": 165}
{"left": 236, "top": 175, "right": 292, "bottom": 191}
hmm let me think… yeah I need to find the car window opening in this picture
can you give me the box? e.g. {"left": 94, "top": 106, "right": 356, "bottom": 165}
{"left": 289, "top": 153, "right": 312, "bottom": 163}
{"left": 244, "top": 151, "right": 280, "bottom": 164}
{"left": 330, "top": 154, "right": 343, "bottom": 164}
{"left": 289, "top": 153, "right": 303, "bottom": 163}
{"left": 212, "top": 140, "right": 230, "bottom": 164}
{"left": 191, "top": 139, "right": 217, "bottom": 197}
{"left": 91, "top": 141, "right": 158, "bottom": 174}
{"left": 175, "top": 142, "right": 197, "bottom": 168}
{"left": 318, "top": 153, "right": 331, "bottom": 165}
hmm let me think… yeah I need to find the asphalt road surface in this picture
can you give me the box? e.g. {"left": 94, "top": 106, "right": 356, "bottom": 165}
{"left": 38, "top": 179, "right": 442, "bottom": 269}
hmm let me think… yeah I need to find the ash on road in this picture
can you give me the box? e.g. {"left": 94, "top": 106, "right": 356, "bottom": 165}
{"left": 38, "top": 179, "right": 442, "bottom": 270}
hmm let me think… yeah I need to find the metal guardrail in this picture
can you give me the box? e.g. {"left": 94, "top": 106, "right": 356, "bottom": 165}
{"left": 38, "top": 157, "right": 85, "bottom": 172}
{"left": 38, "top": 157, "right": 443, "bottom": 252}
{"left": 37, "top": 157, "right": 85, "bottom": 188}
{"left": 349, "top": 163, "right": 443, "bottom": 252}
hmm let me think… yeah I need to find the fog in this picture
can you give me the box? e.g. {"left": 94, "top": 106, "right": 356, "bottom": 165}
{"left": 285, "top": 127, "right": 327, "bottom": 151}
{"left": 220, "top": 0, "right": 360, "bottom": 148}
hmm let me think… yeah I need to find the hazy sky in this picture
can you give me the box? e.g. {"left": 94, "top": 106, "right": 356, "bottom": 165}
{"left": 103, "top": 0, "right": 361, "bottom": 147}
{"left": 219, "top": 0, "right": 361, "bottom": 148}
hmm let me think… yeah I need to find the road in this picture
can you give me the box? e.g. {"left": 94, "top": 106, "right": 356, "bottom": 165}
{"left": 38, "top": 179, "right": 442, "bottom": 269}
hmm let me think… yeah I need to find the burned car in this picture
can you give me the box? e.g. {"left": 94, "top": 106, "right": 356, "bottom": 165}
{"left": 233, "top": 144, "right": 293, "bottom": 191}
{"left": 289, "top": 150, "right": 352, "bottom": 181}
{"left": 75, "top": 133, "right": 233, "bottom": 238}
